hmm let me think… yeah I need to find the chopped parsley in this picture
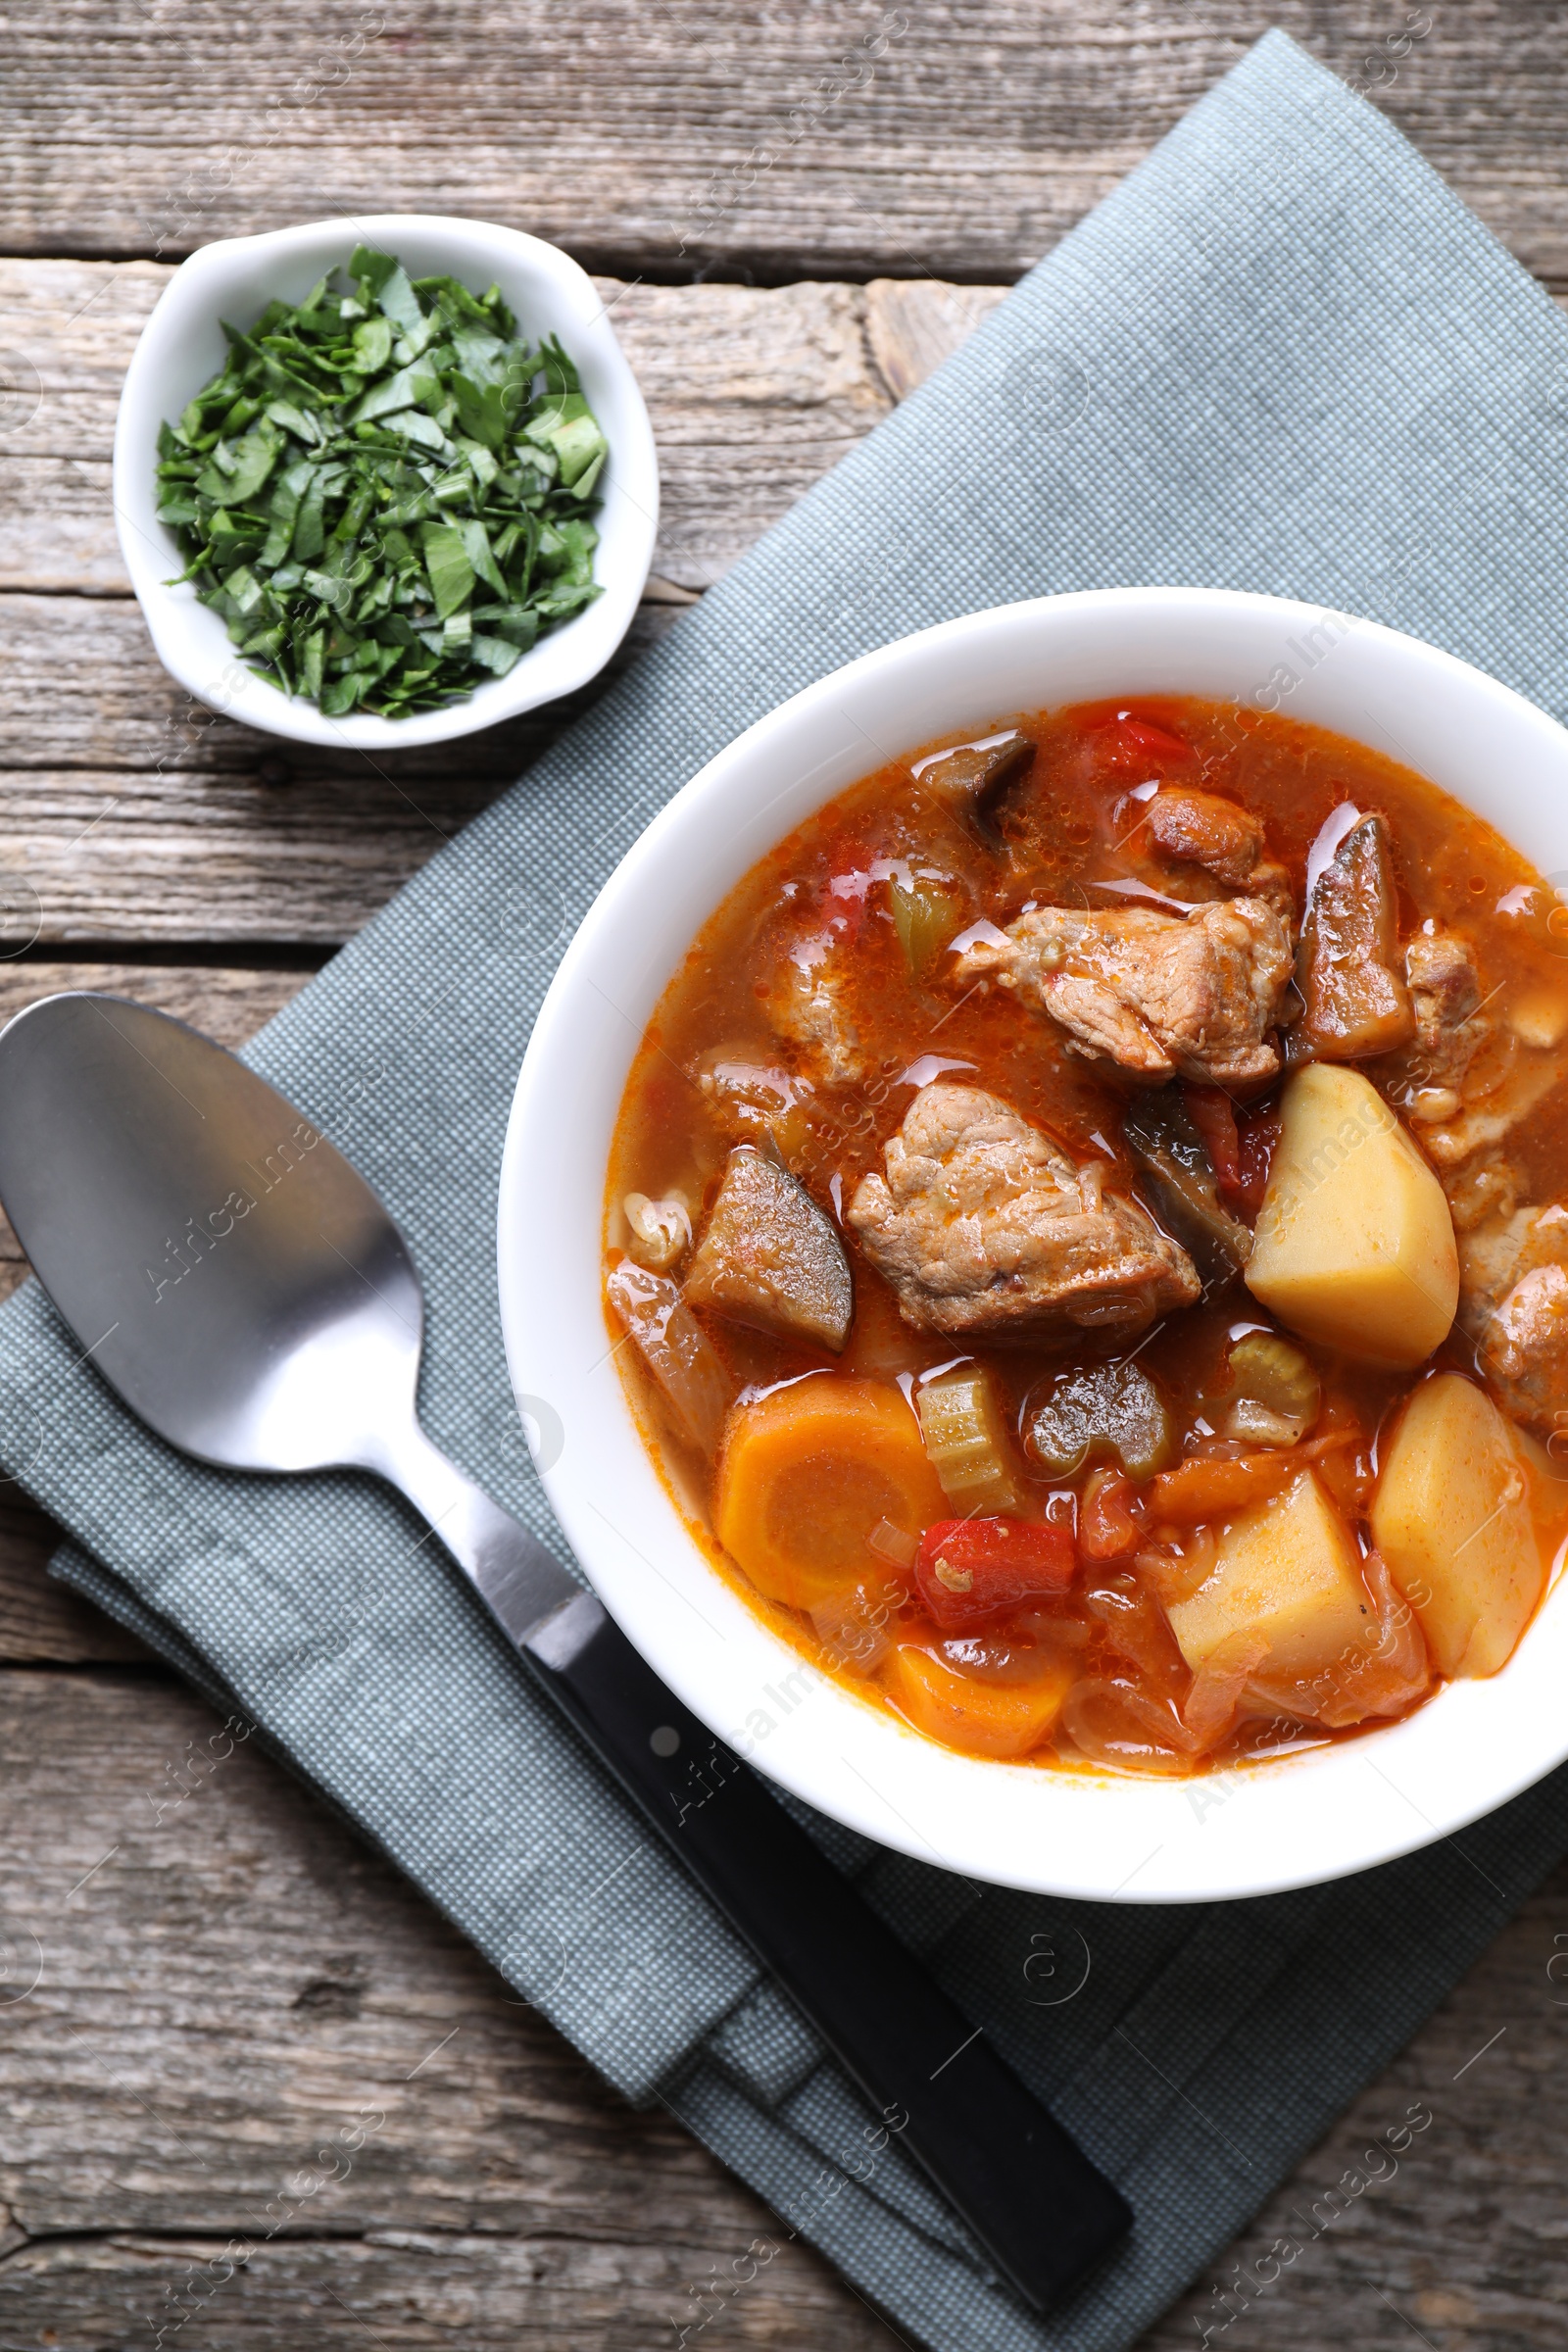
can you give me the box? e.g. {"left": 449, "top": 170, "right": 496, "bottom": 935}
{"left": 156, "top": 245, "right": 609, "bottom": 718}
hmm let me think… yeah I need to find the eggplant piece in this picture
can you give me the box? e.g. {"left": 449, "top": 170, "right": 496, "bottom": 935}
{"left": 683, "top": 1146, "right": 854, "bottom": 1351}
{"left": 912, "top": 733, "right": 1036, "bottom": 847}
{"left": 1297, "top": 813, "right": 1414, "bottom": 1059}
{"left": 1024, "top": 1358, "right": 1176, "bottom": 1482}
{"left": 1122, "top": 1087, "right": 1252, "bottom": 1276}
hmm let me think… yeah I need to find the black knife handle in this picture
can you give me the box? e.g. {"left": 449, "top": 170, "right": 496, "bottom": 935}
{"left": 522, "top": 1592, "right": 1130, "bottom": 2312}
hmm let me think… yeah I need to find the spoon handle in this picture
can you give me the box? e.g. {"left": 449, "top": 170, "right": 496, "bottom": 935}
{"left": 382, "top": 1425, "right": 1130, "bottom": 2311}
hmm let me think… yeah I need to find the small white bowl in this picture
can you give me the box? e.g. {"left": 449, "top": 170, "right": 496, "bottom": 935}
{"left": 113, "top": 215, "right": 659, "bottom": 750}
{"left": 499, "top": 586, "right": 1568, "bottom": 1903}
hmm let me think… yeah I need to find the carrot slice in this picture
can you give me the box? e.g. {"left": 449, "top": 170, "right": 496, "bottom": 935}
{"left": 1146, "top": 1451, "right": 1300, "bottom": 1523}
{"left": 1146, "top": 1433, "right": 1353, "bottom": 1525}
{"left": 714, "top": 1377, "right": 947, "bottom": 1611}
{"left": 883, "top": 1645, "right": 1074, "bottom": 1759}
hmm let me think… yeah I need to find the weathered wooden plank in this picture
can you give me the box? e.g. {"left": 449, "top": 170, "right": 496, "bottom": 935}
{"left": 864, "top": 279, "right": 1010, "bottom": 405}
{"left": 0, "top": 1496, "right": 149, "bottom": 1663}
{"left": 0, "top": 263, "right": 961, "bottom": 942}
{"left": 0, "top": 749, "right": 507, "bottom": 947}
{"left": 1140, "top": 1865, "right": 1568, "bottom": 2350}
{"left": 0, "top": 956, "right": 311, "bottom": 1035}
{"left": 4, "top": 4, "right": 1568, "bottom": 284}
{"left": 0, "top": 1670, "right": 896, "bottom": 2348}
{"left": 0, "top": 1671, "right": 1563, "bottom": 2349}
{"left": 0, "top": 263, "right": 899, "bottom": 593}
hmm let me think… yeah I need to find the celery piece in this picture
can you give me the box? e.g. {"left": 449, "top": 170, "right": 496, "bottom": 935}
{"left": 916, "top": 1366, "right": 1027, "bottom": 1516}
{"left": 891, "top": 874, "right": 963, "bottom": 976}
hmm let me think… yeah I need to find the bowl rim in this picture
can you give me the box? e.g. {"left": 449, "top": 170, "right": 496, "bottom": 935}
{"left": 112, "top": 211, "right": 659, "bottom": 751}
{"left": 499, "top": 584, "right": 1568, "bottom": 1902}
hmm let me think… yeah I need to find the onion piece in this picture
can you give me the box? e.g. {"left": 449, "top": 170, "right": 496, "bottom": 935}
{"left": 1181, "top": 1629, "right": 1271, "bottom": 1747}
{"left": 1058, "top": 1678, "right": 1197, "bottom": 1776}
{"left": 1313, "top": 1550, "right": 1432, "bottom": 1727}
{"left": 1241, "top": 1550, "right": 1431, "bottom": 1729}
{"left": 1084, "top": 1574, "right": 1188, "bottom": 1691}
{"left": 607, "top": 1257, "right": 732, "bottom": 1456}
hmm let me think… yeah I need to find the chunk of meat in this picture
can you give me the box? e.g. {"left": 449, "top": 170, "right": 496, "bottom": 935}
{"left": 1409, "top": 928, "right": 1484, "bottom": 1040}
{"left": 1145, "top": 788, "right": 1262, "bottom": 885}
{"left": 1296, "top": 813, "right": 1414, "bottom": 1058}
{"left": 695, "top": 1044, "right": 816, "bottom": 1167}
{"left": 1370, "top": 926, "right": 1565, "bottom": 1185}
{"left": 1458, "top": 1202, "right": 1568, "bottom": 1439}
{"left": 1377, "top": 929, "right": 1490, "bottom": 1124}
{"left": 847, "top": 1083, "right": 1200, "bottom": 1340}
{"left": 1142, "top": 787, "right": 1293, "bottom": 910}
{"left": 684, "top": 1146, "right": 854, "bottom": 1351}
{"left": 1410, "top": 1031, "right": 1562, "bottom": 1170}
{"left": 1443, "top": 1149, "right": 1519, "bottom": 1233}
{"left": 766, "top": 934, "right": 868, "bottom": 1084}
{"left": 953, "top": 899, "right": 1293, "bottom": 1086}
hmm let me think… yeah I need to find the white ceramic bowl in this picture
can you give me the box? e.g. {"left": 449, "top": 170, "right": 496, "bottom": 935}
{"left": 113, "top": 214, "right": 659, "bottom": 750}
{"left": 500, "top": 586, "right": 1568, "bottom": 1903}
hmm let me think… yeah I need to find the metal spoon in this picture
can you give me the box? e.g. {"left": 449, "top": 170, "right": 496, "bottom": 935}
{"left": 0, "top": 992, "right": 1129, "bottom": 2308}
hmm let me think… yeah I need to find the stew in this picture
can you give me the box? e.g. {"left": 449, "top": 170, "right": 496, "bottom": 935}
{"left": 604, "top": 696, "right": 1568, "bottom": 1777}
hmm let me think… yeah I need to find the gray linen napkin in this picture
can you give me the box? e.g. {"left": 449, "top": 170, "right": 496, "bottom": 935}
{"left": 13, "top": 27, "right": 1568, "bottom": 2350}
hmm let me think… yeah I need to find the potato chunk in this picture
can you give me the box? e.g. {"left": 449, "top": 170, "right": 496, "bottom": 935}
{"left": 1245, "top": 1064, "right": 1457, "bottom": 1367}
{"left": 1370, "top": 1372, "right": 1545, "bottom": 1678}
{"left": 1167, "top": 1470, "right": 1371, "bottom": 1680}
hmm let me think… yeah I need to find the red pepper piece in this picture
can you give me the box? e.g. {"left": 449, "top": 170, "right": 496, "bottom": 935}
{"left": 1183, "top": 1082, "right": 1242, "bottom": 1197}
{"left": 1113, "top": 716, "right": 1192, "bottom": 762}
{"left": 913, "top": 1517, "right": 1075, "bottom": 1632}
{"left": 1233, "top": 1108, "right": 1281, "bottom": 1219}
{"left": 1094, "top": 714, "right": 1193, "bottom": 776}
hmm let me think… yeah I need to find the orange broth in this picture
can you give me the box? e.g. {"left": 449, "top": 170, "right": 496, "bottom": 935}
{"left": 604, "top": 697, "right": 1568, "bottom": 1777}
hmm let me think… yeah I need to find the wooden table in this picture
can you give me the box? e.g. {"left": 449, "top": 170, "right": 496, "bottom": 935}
{"left": 3, "top": 9, "right": 1567, "bottom": 2345}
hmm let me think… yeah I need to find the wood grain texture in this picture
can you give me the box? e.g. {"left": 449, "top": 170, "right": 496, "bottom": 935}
{"left": 0, "top": 1672, "right": 1563, "bottom": 2350}
{"left": 0, "top": 262, "right": 943, "bottom": 941}
{"left": 0, "top": 1496, "right": 149, "bottom": 1662}
{"left": 4, "top": 22, "right": 1567, "bottom": 2335}
{"left": 0, "top": 1671, "right": 898, "bottom": 2349}
{"left": 5, "top": 4, "right": 1568, "bottom": 284}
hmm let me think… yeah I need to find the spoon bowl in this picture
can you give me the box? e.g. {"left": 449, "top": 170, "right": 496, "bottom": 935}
{"left": 0, "top": 993, "right": 421, "bottom": 1474}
